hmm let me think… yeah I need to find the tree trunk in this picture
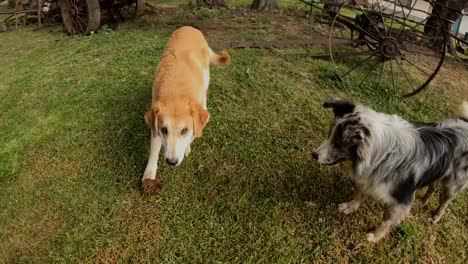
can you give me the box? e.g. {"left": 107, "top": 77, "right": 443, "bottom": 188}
{"left": 251, "top": 0, "right": 279, "bottom": 11}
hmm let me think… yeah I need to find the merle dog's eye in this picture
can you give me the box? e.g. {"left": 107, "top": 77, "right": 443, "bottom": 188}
{"left": 161, "top": 127, "right": 168, "bottom": 135}
{"left": 181, "top": 128, "right": 188, "bottom": 135}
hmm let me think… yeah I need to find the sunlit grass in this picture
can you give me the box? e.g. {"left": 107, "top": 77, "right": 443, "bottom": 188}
{"left": 1, "top": 6, "right": 467, "bottom": 263}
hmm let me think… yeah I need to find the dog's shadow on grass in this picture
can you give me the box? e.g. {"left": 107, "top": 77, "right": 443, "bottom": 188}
{"left": 98, "top": 82, "right": 153, "bottom": 190}
{"left": 258, "top": 157, "right": 356, "bottom": 207}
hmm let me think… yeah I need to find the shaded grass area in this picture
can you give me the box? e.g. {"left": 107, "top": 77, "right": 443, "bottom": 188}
{"left": 1, "top": 7, "right": 468, "bottom": 263}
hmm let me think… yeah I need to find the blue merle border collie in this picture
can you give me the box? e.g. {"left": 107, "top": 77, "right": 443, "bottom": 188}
{"left": 313, "top": 98, "right": 468, "bottom": 243}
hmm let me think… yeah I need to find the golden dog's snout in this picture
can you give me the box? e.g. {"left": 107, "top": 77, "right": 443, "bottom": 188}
{"left": 166, "top": 158, "right": 178, "bottom": 166}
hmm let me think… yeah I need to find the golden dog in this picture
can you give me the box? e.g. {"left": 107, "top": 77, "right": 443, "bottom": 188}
{"left": 142, "top": 26, "right": 230, "bottom": 194}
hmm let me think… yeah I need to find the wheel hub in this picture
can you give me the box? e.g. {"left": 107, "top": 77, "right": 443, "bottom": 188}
{"left": 380, "top": 37, "right": 400, "bottom": 59}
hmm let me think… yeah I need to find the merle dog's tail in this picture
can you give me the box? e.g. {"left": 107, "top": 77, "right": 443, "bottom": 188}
{"left": 460, "top": 101, "right": 468, "bottom": 120}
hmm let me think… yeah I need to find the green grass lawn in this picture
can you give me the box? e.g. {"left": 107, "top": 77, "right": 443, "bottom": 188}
{"left": 1, "top": 6, "right": 468, "bottom": 263}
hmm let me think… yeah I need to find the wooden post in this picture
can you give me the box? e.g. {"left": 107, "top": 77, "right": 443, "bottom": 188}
{"left": 15, "top": 0, "right": 19, "bottom": 30}
{"left": 38, "top": 0, "right": 42, "bottom": 26}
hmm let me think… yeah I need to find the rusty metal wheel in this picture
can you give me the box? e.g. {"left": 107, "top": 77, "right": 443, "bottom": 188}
{"left": 328, "top": 0, "right": 447, "bottom": 98}
{"left": 112, "top": 0, "right": 144, "bottom": 20}
{"left": 60, "top": 0, "right": 100, "bottom": 35}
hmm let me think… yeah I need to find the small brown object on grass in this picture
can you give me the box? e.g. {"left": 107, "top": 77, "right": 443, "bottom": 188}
{"left": 142, "top": 179, "right": 162, "bottom": 195}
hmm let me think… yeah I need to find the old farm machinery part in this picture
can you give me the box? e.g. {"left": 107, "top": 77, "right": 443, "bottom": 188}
{"left": 215, "top": 0, "right": 466, "bottom": 98}
{"left": 0, "top": 0, "right": 50, "bottom": 30}
{"left": 325, "top": 0, "right": 451, "bottom": 98}
{"left": 0, "top": 0, "right": 145, "bottom": 34}
{"left": 316, "top": 0, "right": 467, "bottom": 97}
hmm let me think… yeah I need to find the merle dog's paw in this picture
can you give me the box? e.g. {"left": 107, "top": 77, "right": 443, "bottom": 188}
{"left": 366, "top": 232, "right": 381, "bottom": 243}
{"left": 338, "top": 201, "right": 359, "bottom": 215}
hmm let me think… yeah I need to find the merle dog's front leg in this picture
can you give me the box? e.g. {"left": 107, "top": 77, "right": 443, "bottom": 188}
{"left": 339, "top": 192, "right": 366, "bottom": 215}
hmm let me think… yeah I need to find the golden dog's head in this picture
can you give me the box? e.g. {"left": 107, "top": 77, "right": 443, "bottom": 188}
{"left": 145, "top": 97, "right": 210, "bottom": 166}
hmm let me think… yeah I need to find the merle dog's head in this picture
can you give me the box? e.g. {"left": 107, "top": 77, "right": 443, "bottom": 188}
{"left": 313, "top": 98, "right": 371, "bottom": 165}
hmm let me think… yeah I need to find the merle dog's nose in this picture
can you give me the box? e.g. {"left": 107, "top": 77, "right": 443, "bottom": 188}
{"left": 312, "top": 152, "right": 319, "bottom": 160}
{"left": 166, "top": 158, "right": 178, "bottom": 166}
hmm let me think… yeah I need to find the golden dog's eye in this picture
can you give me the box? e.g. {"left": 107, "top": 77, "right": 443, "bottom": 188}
{"left": 181, "top": 128, "right": 188, "bottom": 135}
{"left": 161, "top": 127, "right": 168, "bottom": 135}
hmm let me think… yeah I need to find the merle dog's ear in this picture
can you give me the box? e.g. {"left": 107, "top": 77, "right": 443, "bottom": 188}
{"left": 323, "top": 98, "right": 355, "bottom": 118}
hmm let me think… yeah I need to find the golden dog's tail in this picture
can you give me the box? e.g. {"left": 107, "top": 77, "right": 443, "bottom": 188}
{"left": 460, "top": 101, "right": 468, "bottom": 119}
{"left": 209, "top": 48, "right": 231, "bottom": 67}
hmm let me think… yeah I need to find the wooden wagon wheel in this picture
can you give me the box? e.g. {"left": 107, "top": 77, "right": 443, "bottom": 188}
{"left": 111, "top": 0, "right": 144, "bottom": 20}
{"left": 328, "top": 0, "right": 447, "bottom": 98}
{"left": 59, "top": 0, "right": 101, "bottom": 35}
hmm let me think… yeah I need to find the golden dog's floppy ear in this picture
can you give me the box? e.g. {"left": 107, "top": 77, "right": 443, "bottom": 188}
{"left": 191, "top": 103, "right": 210, "bottom": 138}
{"left": 145, "top": 104, "right": 159, "bottom": 137}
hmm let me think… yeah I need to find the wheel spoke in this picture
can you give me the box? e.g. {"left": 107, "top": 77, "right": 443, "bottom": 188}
{"left": 357, "top": 58, "right": 381, "bottom": 88}
{"left": 376, "top": 58, "right": 385, "bottom": 91}
{"left": 395, "top": 0, "right": 420, "bottom": 39}
{"left": 353, "top": 3, "right": 385, "bottom": 40}
{"left": 388, "top": 0, "right": 398, "bottom": 37}
{"left": 335, "top": 14, "right": 381, "bottom": 42}
{"left": 396, "top": 16, "right": 430, "bottom": 40}
{"left": 375, "top": 0, "right": 389, "bottom": 37}
{"left": 401, "top": 56, "right": 431, "bottom": 77}
{"left": 400, "top": 47, "right": 441, "bottom": 58}
{"left": 342, "top": 50, "right": 379, "bottom": 78}
{"left": 394, "top": 57, "right": 416, "bottom": 92}
{"left": 76, "top": 15, "right": 87, "bottom": 32}
{"left": 389, "top": 59, "right": 395, "bottom": 91}
{"left": 394, "top": 0, "right": 407, "bottom": 33}
{"left": 76, "top": 17, "right": 84, "bottom": 33}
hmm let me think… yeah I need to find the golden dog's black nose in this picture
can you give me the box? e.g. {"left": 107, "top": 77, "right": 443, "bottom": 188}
{"left": 312, "top": 152, "right": 319, "bottom": 160}
{"left": 166, "top": 158, "right": 178, "bottom": 166}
